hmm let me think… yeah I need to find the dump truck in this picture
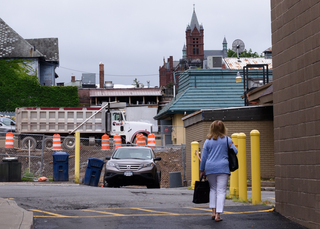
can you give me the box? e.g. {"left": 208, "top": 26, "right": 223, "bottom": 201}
{"left": 15, "top": 102, "right": 153, "bottom": 150}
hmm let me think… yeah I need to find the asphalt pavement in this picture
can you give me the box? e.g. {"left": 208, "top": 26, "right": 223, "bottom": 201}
{"left": 0, "top": 182, "right": 306, "bottom": 229}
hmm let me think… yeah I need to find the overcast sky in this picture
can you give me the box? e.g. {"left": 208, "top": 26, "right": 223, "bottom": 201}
{"left": 1, "top": 0, "right": 271, "bottom": 87}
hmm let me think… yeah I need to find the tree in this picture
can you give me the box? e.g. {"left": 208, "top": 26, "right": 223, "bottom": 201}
{"left": 227, "top": 48, "right": 262, "bottom": 58}
{"left": 0, "top": 59, "right": 79, "bottom": 112}
{"left": 133, "top": 78, "right": 143, "bottom": 88}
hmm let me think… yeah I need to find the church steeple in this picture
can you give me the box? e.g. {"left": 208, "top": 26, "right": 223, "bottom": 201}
{"left": 185, "top": 5, "right": 204, "bottom": 66}
{"left": 182, "top": 44, "right": 187, "bottom": 59}
{"left": 223, "top": 37, "right": 227, "bottom": 57}
{"left": 189, "top": 4, "right": 201, "bottom": 33}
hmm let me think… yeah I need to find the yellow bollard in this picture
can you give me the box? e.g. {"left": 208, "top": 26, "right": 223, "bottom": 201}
{"left": 191, "top": 141, "right": 200, "bottom": 190}
{"left": 229, "top": 133, "right": 239, "bottom": 198}
{"left": 74, "top": 131, "right": 80, "bottom": 184}
{"left": 238, "top": 133, "right": 247, "bottom": 201}
{"left": 251, "top": 130, "right": 261, "bottom": 204}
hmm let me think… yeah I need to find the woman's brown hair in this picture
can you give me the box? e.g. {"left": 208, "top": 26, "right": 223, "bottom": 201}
{"left": 206, "top": 120, "right": 226, "bottom": 140}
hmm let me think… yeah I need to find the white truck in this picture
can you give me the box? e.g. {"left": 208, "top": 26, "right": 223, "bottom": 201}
{"left": 15, "top": 102, "right": 153, "bottom": 150}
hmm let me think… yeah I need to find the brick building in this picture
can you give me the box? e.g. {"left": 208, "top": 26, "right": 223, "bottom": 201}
{"left": 159, "top": 6, "right": 227, "bottom": 89}
{"left": 271, "top": 1, "right": 320, "bottom": 228}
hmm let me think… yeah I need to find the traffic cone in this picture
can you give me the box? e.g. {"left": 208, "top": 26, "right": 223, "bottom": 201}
{"left": 52, "top": 134, "right": 62, "bottom": 150}
{"left": 101, "top": 134, "right": 110, "bottom": 150}
{"left": 5, "top": 132, "right": 14, "bottom": 148}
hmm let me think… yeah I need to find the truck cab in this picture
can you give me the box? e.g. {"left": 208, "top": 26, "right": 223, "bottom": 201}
{"left": 110, "top": 110, "right": 125, "bottom": 135}
{"left": 108, "top": 109, "right": 152, "bottom": 144}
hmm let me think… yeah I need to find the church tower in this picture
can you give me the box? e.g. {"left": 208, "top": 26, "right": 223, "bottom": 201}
{"left": 185, "top": 5, "right": 204, "bottom": 67}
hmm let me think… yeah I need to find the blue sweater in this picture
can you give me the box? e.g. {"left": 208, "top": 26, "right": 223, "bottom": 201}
{"left": 200, "top": 136, "right": 238, "bottom": 175}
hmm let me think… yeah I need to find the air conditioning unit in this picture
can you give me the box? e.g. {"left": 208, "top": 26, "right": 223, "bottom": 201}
{"left": 207, "top": 56, "right": 223, "bottom": 69}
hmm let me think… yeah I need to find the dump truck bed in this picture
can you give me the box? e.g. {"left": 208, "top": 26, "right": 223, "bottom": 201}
{"left": 15, "top": 107, "right": 106, "bottom": 134}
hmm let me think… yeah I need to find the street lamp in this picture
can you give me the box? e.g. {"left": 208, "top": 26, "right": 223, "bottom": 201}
{"left": 236, "top": 71, "right": 242, "bottom": 83}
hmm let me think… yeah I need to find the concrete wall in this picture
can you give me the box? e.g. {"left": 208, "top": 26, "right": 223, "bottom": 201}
{"left": 271, "top": 1, "right": 320, "bottom": 228}
{"left": 185, "top": 120, "right": 274, "bottom": 185}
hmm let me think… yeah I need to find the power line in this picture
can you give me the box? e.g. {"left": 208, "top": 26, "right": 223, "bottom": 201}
{"left": 58, "top": 66, "right": 158, "bottom": 77}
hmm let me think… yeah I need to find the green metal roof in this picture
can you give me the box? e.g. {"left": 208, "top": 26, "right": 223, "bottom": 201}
{"left": 154, "top": 69, "right": 273, "bottom": 120}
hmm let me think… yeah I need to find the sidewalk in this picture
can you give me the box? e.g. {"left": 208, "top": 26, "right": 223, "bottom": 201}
{"left": 0, "top": 198, "right": 33, "bottom": 229}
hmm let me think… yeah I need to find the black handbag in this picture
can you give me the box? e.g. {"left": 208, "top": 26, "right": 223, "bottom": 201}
{"left": 192, "top": 176, "right": 210, "bottom": 204}
{"left": 227, "top": 137, "right": 239, "bottom": 172}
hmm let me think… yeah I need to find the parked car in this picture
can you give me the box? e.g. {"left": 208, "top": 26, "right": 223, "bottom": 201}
{"left": 0, "top": 117, "right": 16, "bottom": 126}
{"left": 0, "top": 118, "right": 15, "bottom": 136}
{"left": 104, "top": 146, "right": 161, "bottom": 188}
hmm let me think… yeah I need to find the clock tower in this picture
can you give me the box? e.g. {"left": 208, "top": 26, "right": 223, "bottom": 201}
{"left": 185, "top": 5, "right": 204, "bottom": 67}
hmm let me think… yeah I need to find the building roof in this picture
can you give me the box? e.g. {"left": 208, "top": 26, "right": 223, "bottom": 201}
{"left": 224, "top": 58, "right": 272, "bottom": 70}
{"left": 90, "top": 88, "right": 162, "bottom": 97}
{"left": 0, "top": 18, "right": 59, "bottom": 62}
{"left": 204, "top": 50, "right": 225, "bottom": 58}
{"left": 26, "top": 38, "right": 59, "bottom": 62}
{"left": 154, "top": 69, "right": 248, "bottom": 120}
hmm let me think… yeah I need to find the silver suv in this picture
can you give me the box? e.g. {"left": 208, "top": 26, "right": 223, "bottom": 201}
{"left": 0, "top": 118, "right": 15, "bottom": 136}
{"left": 104, "top": 147, "right": 161, "bottom": 188}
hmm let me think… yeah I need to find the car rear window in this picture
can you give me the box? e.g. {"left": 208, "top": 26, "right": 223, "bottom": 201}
{"left": 113, "top": 148, "right": 152, "bottom": 160}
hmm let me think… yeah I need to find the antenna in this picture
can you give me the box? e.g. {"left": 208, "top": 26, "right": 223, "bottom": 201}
{"left": 232, "top": 39, "right": 245, "bottom": 62}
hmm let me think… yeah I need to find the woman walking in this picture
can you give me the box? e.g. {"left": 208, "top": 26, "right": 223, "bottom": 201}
{"left": 199, "top": 120, "right": 238, "bottom": 222}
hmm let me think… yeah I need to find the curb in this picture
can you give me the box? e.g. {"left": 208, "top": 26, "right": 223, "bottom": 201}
{"left": 0, "top": 198, "right": 33, "bottom": 229}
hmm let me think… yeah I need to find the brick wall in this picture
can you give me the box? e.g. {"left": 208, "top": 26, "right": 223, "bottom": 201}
{"left": 185, "top": 120, "right": 274, "bottom": 185}
{"left": 271, "top": 1, "right": 320, "bottom": 228}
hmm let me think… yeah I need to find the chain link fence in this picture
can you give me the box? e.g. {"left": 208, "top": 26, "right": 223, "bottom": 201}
{"left": 0, "top": 133, "right": 186, "bottom": 188}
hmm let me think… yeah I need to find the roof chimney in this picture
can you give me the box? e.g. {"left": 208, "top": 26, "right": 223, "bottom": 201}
{"left": 71, "top": 76, "right": 75, "bottom": 82}
{"left": 99, "top": 62, "right": 104, "bottom": 89}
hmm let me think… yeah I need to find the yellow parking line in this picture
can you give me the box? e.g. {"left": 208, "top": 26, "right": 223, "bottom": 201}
{"left": 184, "top": 207, "right": 211, "bottom": 212}
{"left": 130, "top": 207, "right": 179, "bottom": 215}
{"left": 29, "top": 209, "right": 67, "bottom": 217}
{"left": 223, "top": 208, "right": 275, "bottom": 215}
{"left": 82, "top": 209, "right": 126, "bottom": 216}
{"left": 184, "top": 207, "right": 274, "bottom": 215}
{"left": 30, "top": 207, "right": 275, "bottom": 218}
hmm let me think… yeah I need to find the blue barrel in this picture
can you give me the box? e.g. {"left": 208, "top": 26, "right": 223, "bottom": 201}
{"left": 52, "top": 152, "right": 69, "bottom": 181}
{"left": 84, "top": 158, "right": 105, "bottom": 186}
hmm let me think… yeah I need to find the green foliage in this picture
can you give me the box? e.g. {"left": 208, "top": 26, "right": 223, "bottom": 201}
{"left": 0, "top": 59, "right": 79, "bottom": 111}
{"left": 133, "top": 78, "right": 140, "bottom": 87}
{"left": 227, "top": 49, "right": 262, "bottom": 58}
{"left": 23, "top": 168, "right": 34, "bottom": 178}
{"left": 166, "top": 82, "right": 174, "bottom": 89}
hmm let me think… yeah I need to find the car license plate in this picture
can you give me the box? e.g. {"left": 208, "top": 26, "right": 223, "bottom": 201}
{"left": 124, "top": 171, "right": 133, "bottom": 176}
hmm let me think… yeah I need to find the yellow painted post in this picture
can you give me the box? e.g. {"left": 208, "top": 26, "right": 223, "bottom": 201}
{"left": 74, "top": 131, "right": 80, "bottom": 184}
{"left": 238, "top": 133, "right": 247, "bottom": 201}
{"left": 229, "top": 133, "right": 239, "bottom": 198}
{"left": 191, "top": 141, "right": 200, "bottom": 189}
{"left": 251, "top": 130, "right": 261, "bottom": 204}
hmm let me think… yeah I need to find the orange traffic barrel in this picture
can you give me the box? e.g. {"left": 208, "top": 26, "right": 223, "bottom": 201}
{"left": 5, "top": 132, "right": 14, "bottom": 148}
{"left": 147, "top": 133, "right": 155, "bottom": 148}
{"left": 101, "top": 134, "right": 110, "bottom": 150}
{"left": 113, "top": 134, "right": 121, "bottom": 149}
{"left": 136, "top": 134, "right": 146, "bottom": 146}
{"left": 53, "top": 134, "right": 62, "bottom": 150}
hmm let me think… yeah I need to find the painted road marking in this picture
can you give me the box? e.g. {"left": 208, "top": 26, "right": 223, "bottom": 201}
{"left": 184, "top": 207, "right": 275, "bottom": 215}
{"left": 82, "top": 209, "right": 126, "bottom": 216}
{"left": 129, "top": 207, "right": 180, "bottom": 215}
{"left": 30, "top": 207, "right": 274, "bottom": 218}
{"left": 29, "top": 209, "right": 68, "bottom": 217}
